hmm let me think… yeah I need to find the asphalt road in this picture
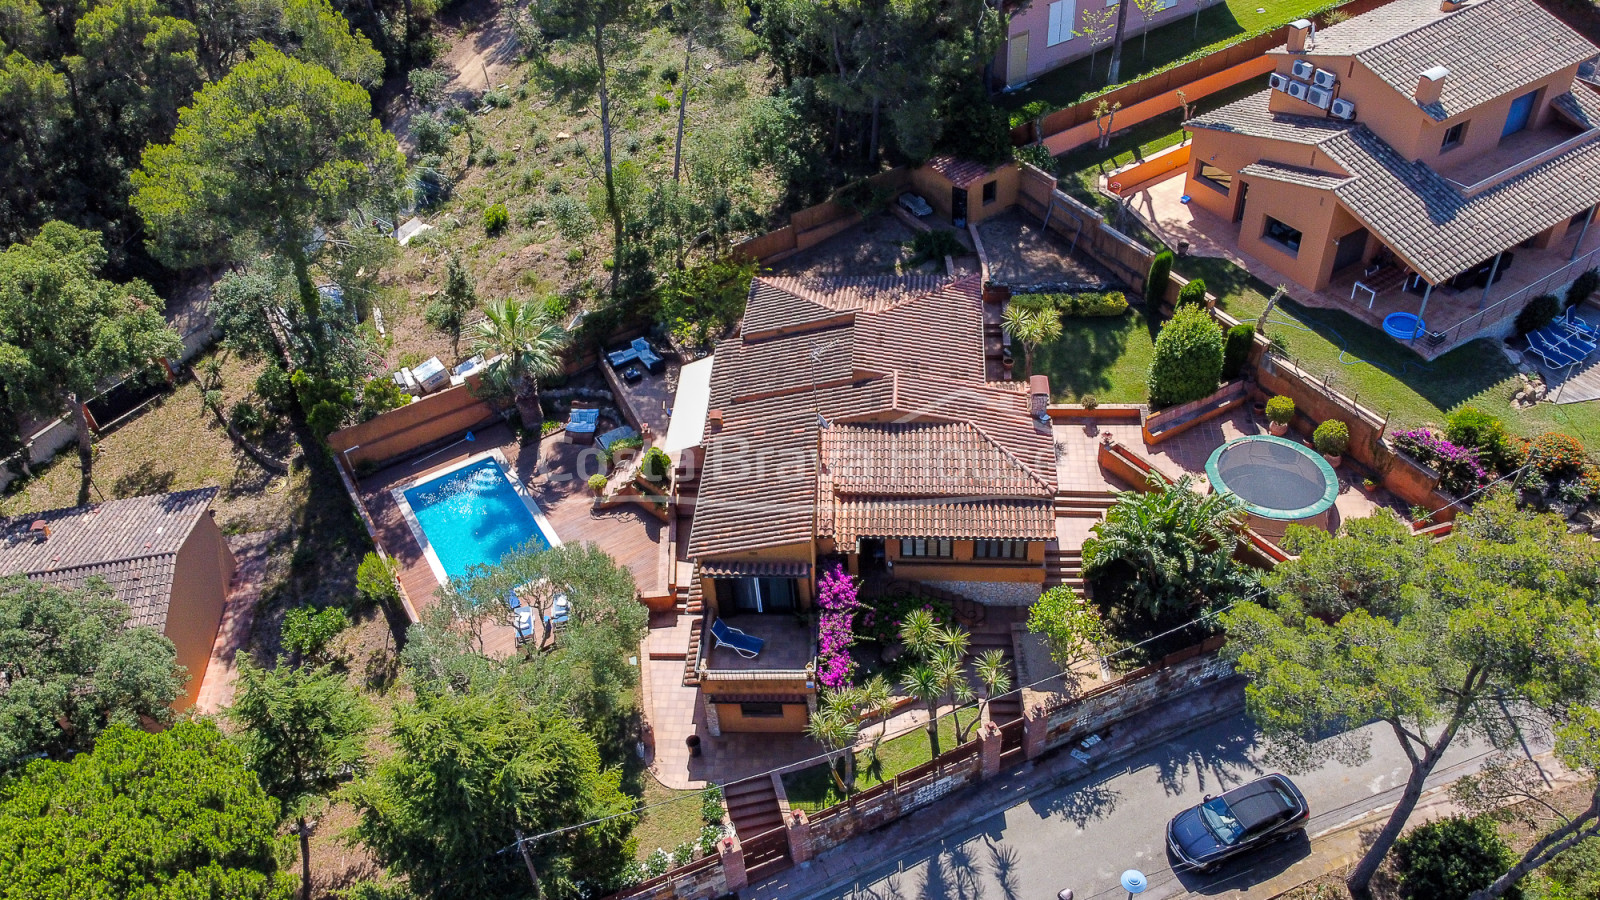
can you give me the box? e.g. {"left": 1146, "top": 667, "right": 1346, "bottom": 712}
{"left": 787, "top": 712, "right": 1520, "bottom": 900}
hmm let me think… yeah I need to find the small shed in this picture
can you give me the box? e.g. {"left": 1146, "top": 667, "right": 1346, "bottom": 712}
{"left": 911, "top": 157, "right": 1020, "bottom": 227}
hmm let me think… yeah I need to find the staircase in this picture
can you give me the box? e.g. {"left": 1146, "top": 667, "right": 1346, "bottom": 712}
{"left": 1044, "top": 546, "right": 1085, "bottom": 591}
{"left": 970, "top": 627, "right": 1023, "bottom": 723}
{"left": 724, "top": 774, "right": 784, "bottom": 836}
{"left": 1054, "top": 489, "right": 1115, "bottom": 518}
{"left": 677, "top": 579, "right": 704, "bottom": 687}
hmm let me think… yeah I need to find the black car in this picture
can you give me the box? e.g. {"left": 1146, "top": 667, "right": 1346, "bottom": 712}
{"left": 1167, "top": 774, "right": 1309, "bottom": 871}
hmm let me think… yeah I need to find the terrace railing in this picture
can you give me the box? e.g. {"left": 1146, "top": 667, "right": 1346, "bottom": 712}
{"left": 1431, "top": 244, "right": 1600, "bottom": 352}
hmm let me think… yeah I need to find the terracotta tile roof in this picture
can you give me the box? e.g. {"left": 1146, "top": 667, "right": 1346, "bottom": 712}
{"left": 1189, "top": 89, "right": 1600, "bottom": 283}
{"left": 821, "top": 421, "right": 1052, "bottom": 497}
{"left": 830, "top": 498, "right": 1056, "bottom": 544}
{"left": 1276, "top": 0, "right": 1598, "bottom": 121}
{"left": 923, "top": 156, "right": 999, "bottom": 189}
{"left": 0, "top": 488, "right": 219, "bottom": 629}
{"left": 698, "top": 560, "right": 812, "bottom": 578}
{"left": 1237, "top": 161, "right": 1353, "bottom": 191}
{"left": 688, "top": 274, "right": 1057, "bottom": 558}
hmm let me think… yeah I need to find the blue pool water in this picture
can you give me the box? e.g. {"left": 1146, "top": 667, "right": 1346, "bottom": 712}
{"left": 403, "top": 457, "right": 551, "bottom": 581}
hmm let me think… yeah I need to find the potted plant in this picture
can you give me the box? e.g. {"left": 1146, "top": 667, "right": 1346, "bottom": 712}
{"left": 1361, "top": 477, "right": 1377, "bottom": 491}
{"left": 1409, "top": 505, "right": 1434, "bottom": 530}
{"left": 587, "top": 473, "right": 608, "bottom": 495}
{"left": 1264, "top": 395, "right": 1295, "bottom": 436}
{"left": 1312, "top": 419, "right": 1349, "bottom": 467}
{"left": 1081, "top": 395, "right": 1099, "bottom": 410}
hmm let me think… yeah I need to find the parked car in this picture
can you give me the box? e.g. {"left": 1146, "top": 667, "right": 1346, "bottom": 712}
{"left": 1166, "top": 774, "right": 1308, "bottom": 872}
{"left": 897, "top": 192, "right": 932, "bottom": 217}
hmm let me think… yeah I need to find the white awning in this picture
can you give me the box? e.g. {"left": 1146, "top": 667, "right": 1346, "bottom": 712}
{"left": 663, "top": 355, "right": 714, "bottom": 455}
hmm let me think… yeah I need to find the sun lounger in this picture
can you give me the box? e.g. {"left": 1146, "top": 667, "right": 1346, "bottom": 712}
{"left": 1527, "top": 331, "right": 1584, "bottom": 369}
{"left": 512, "top": 607, "right": 536, "bottom": 643}
{"left": 1559, "top": 307, "right": 1599, "bottom": 341}
{"left": 1546, "top": 323, "right": 1596, "bottom": 357}
{"left": 710, "top": 618, "right": 764, "bottom": 659}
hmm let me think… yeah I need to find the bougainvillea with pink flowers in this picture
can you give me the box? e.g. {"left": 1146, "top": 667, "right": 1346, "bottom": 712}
{"left": 815, "top": 564, "right": 860, "bottom": 689}
{"left": 1393, "top": 428, "right": 1488, "bottom": 496}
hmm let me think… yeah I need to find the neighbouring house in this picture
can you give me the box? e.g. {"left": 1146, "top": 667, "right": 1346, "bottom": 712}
{"left": 682, "top": 274, "right": 1057, "bottom": 733}
{"left": 1181, "top": 0, "right": 1600, "bottom": 324}
{"left": 0, "top": 487, "right": 236, "bottom": 711}
{"left": 998, "top": 0, "right": 1192, "bottom": 87}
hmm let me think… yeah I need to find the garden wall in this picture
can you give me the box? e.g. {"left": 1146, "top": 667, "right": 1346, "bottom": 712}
{"left": 1106, "top": 142, "right": 1192, "bottom": 196}
{"left": 326, "top": 375, "right": 496, "bottom": 470}
{"left": 1016, "top": 163, "right": 1155, "bottom": 293}
{"left": 805, "top": 746, "right": 985, "bottom": 855}
{"left": 731, "top": 168, "right": 913, "bottom": 264}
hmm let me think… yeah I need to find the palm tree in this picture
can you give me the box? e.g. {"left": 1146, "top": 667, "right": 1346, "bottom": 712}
{"left": 1001, "top": 303, "right": 1062, "bottom": 379}
{"left": 901, "top": 665, "right": 944, "bottom": 757}
{"left": 1082, "top": 474, "right": 1247, "bottom": 616}
{"left": 470, "top": 298, "right": 567, "bottom": 447}
{"left": 856, "top": 675, "right": 894, "bottom": 766}
{"left": 806, "top": 689, "right": 861, "bottom": 794}
{"left": 960, "top": 649, "right": 1014, "bottom": 740}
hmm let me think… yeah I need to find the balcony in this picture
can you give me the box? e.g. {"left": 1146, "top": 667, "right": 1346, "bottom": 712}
{"left": 1437, "top": 121, "right": 1595, "bottom": 196}
{"left": 701, "top": 613, "right": 816, "bottom": 675}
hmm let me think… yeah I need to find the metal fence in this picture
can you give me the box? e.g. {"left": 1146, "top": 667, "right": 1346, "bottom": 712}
{"left": 1432, "top": 244, "right": 1600, "bottom": 351}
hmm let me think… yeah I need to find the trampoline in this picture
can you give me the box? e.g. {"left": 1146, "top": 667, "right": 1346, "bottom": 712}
{"left": 1205, "top": 435, "right": 1338, "bottom": 539}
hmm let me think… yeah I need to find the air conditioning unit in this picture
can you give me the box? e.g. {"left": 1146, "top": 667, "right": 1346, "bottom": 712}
{"left": 1313, "top": 68, "right": 1337, "bottom": 88}
{"left": 1307, "top": 85, "right": 1334, "bottom": 109}
{"left": 1330, "top": 97, "right": 1356, "bottom": 120}
{"left": 1291, "top": 60, "right": 1315, "bottom": 79}
{"left": 1287, "top": 80, "right": 1310, "bottom": 101}
{"left": 1269, "top": 72, "right": 1291, "bottom": 92}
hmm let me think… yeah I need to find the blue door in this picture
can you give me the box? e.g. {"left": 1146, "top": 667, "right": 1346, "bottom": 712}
{"left": 1503, "top": 90, "right": 1537, "bottom": 137}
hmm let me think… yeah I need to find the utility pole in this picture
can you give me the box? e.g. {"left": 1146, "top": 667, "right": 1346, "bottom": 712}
{"left": 514, "top": 829, "right": 543, "bottom": 900}
{"left": 1107, "top": 0, "right": 1134, "bottom": 84}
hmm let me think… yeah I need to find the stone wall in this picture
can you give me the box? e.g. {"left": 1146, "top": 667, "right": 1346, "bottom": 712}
{"left": 609, "top": 857, "right": 728, "bottom": 900}
{"left": 1033, "top": 639, "right": 1234, "bottom": 755}
{"left": 924, "top": 579, "right": 1041, "bottom": 607}
{"left": 806, "top": 751, "right": 985, "bottom": 855}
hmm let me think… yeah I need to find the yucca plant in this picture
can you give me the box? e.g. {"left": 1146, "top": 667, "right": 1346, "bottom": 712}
{"left": 1082, "top": 474, "right": 1248, "bottom": 616}
{"left": 470, "top": 298, "right": 567, "bottom": 451}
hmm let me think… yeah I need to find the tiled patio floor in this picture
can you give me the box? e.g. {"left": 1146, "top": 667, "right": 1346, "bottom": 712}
{"left": 191, "top": 531, "right": 273, "bottom": 713}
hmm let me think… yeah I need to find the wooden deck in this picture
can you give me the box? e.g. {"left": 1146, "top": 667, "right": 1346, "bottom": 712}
{"left": 359, "top": 423, "right": 667, "bottom": 656}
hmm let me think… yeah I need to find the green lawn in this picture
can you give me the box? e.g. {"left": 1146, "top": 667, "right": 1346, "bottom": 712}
{"left": 781, "top": 716, "right": 965, "bottom": 813}
{"left": 632, "top": 777, "right": 708, "bottom": 860}
{"left": 1033, "top": 309, "right": 1159, "bottom": 403}
{"left": 1174, "top": 255, "right": 1600, "bottom": 444}
{"left": 998, "top": 0, "right": 1336, "bottom": 111}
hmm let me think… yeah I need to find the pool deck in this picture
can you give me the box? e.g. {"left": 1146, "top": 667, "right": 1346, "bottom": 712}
{"left": 358, "top": 422, "right": 668, "bottom": 657}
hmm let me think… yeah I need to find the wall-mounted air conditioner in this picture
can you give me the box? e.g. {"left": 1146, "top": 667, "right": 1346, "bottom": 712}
{"left": 1313, "top": 68, "right": 1337, "bottom": 88}
{"left": 1330, "top": 98, "right": 1356, "bottom": 120}
{"left": 1269, "top": 73, "right": 1291, "bottom": 92}
{"left": 1307, "top": 85, "right": 1334, "bottom": 109}
{"left": 1287, "top": 80, "right": 1310, "bottom": 101}
{"left": 1291, "top": 60, "right": 1315, "bottom": 79}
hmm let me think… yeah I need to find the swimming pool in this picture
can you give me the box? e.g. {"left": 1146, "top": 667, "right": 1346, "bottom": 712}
{"left": 396, "top": 452, "right": 561, "bottom": 583}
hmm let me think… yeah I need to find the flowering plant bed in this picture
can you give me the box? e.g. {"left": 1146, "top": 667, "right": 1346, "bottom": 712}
{"left": 856, "top": 592, "right": 954, "bottom": 645}
{"left": 816, "top": 565, "right": 861, "bottom": 689}
{"left": 1392, "top": 428, "right": 1487, "bottom": 497}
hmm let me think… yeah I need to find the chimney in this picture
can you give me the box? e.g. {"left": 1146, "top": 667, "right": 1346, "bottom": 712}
{"left": 1415, "top": 66, "right": 1449, "bottom": 105}
{"left": 707, "top": 409, "right": 724, "bottom": 432}
{"left": 1439, "top": 0, "right": 1464, "bottom": 10}
{"left": 1028, "top": 375, "right": 1050, "bottom": 421}
{"left": 1286, "top": 18, "right": 1312, "bottom": 52}
{"left": 29, "top": 520, "right": 49, "bottom": 542}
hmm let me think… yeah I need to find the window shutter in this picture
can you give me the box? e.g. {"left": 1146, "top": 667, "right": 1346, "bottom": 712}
{"left": 1047, "top": 0, "right": 1076, "bottom": 46}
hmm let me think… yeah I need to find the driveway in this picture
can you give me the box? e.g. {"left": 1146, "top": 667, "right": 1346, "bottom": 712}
{"left": 766, "top": 712, "right": 1525, "bottom": 900}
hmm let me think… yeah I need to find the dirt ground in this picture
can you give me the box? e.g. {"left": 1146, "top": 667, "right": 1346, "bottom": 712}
{"left": 976, "top": 208, "right": 1118, "bottom": 290}
{"left": 768, "top": 212, "right": 979, "bottom": 280}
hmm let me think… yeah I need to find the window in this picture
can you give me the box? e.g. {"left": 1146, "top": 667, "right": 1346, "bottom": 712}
{"left": 900, "top": 538, "right": 953, "bottom": 558}
{"left": 1262, "top": 216, "right": 1303, "bottom": 256}
{"left": 982, "top": 181, "right": 997, "bottom": 205}
{"left": 1046, "top": 0, "right": 1076, "bottom": 46}
{"left": 738, "top": 702, "right": 785, "bottom": 718}
{"left": 1196, "top": 162, "right": 1232, "bottom": 195}
{"left": 1440, "top": 121, "right": 1467, "bottom": 151}
{"left": 975, "top": 540, "right": 1031, "bottom": 560}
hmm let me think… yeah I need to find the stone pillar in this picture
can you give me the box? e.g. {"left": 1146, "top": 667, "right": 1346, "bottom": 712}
{"left": 1023, "top": 703, "right": 1050, "bottom": 760}
{"left": 718, "top": 833, "right": 747, "bottom": 893}
{"left": 702, "top": 691, "right": 722, "bottom": 737}
{"left": 784, "top": 808, "right": 815, "bottom": 864}
{"left": 979, "top": 721, "right": 1003, "bottom": 779}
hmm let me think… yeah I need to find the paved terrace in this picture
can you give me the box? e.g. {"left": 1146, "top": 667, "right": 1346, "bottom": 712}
{"left": 1126, "top": 174, "right": 1600, "bottom": 360}
{"left": 357, "top": 423, "right": 666, "bottom": 658}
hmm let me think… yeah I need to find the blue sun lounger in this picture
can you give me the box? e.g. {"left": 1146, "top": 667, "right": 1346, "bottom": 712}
{"left": 710, "top": 618, "right": 764, "bottom": 659}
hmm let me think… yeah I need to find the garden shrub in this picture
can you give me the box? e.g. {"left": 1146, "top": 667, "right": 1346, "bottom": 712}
{"left": 1565, "top": 267, "right": 1599, "bottom": 309}
{"left": 1176, "top": 278, "right": 1207, "bottom": 308}
{"left": 282, "top": 605, "right": 350, "bottom": 661}
{"left": 1146, "top": 305, "right": 1224, "bottom": 408}
{"left": 1015, "top": 143, "right": 1057, "bottom": 176}
{"left": 815, "top": 565, "right": 860, "bottom": 689}
{"left": 909, "top": 229, "right": 964, "bottom": 265}
{"left": 658, "top": 257, "right": 756, "bottom": 346}
{"left": 1015, "top": 291, "right": 1128, "bottom": 317}
{"left": 1264, "top": 395, "right": 1295, "bottom": 426}
{"left": 587, "top": 473, "right": 609, "bottom": 492}
{"left": 1146, "top": 250, "right": 1174, "bottom": 304}
{"left": 1445, "top": 406, "right": 1513, "bottom": 473}
{"left": 1393, "top": 816, "right": 1520, "bottom": 900}
{"left": 1516, "top": 293, "right": 1560, "bottom": 335}
{"left": 1222, "top": 323, "right": 1254, "bottom": 381}
{"left": 356, "top": 552, "right": 399, "bottom": 605}
{"left": 857, "top": 593, "right": 954, "bottom": 644}
{"left": 1393, "top": 429, "right": 1489, "bottom": 496}
{"left": 547, "top": 194, "right": 593, "bottom": 241}
{"left": 1530, "top": 431, "right": 1588, "bottom": 480}
{"left": 482, "top": 202, "right": 509, "bottom": 234}
{"left": 1312, "top": 420, "right": 1349, "bottom": 456}
{"left": 638, "top": 447, "right": 672, "bottom": 485}
{"left": 228, "top": 400, "right": 264, "bottom": 437}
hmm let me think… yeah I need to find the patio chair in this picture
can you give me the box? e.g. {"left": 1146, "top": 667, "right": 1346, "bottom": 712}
{"left": 710, "top": 618, "right": 764, "bottom": 659}
{"left": 1527, "top": 331, "right": 1583, "bottom": 369}
{"left": 506, "top": 589, "right": 522, "bottom": 611}
{"left": 543, "top": 593, "right": 571, "bottom": 629}
{"left": 512, "top": 607, "right": 536, "bottom": 643}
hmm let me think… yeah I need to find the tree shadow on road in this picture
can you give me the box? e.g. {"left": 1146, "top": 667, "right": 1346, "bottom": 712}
{"left": 1155, "top": 726, "right": 1266, "bottom": 799}
{"left": 1030, "top": 779, "right": 1122, "bottom": 827}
